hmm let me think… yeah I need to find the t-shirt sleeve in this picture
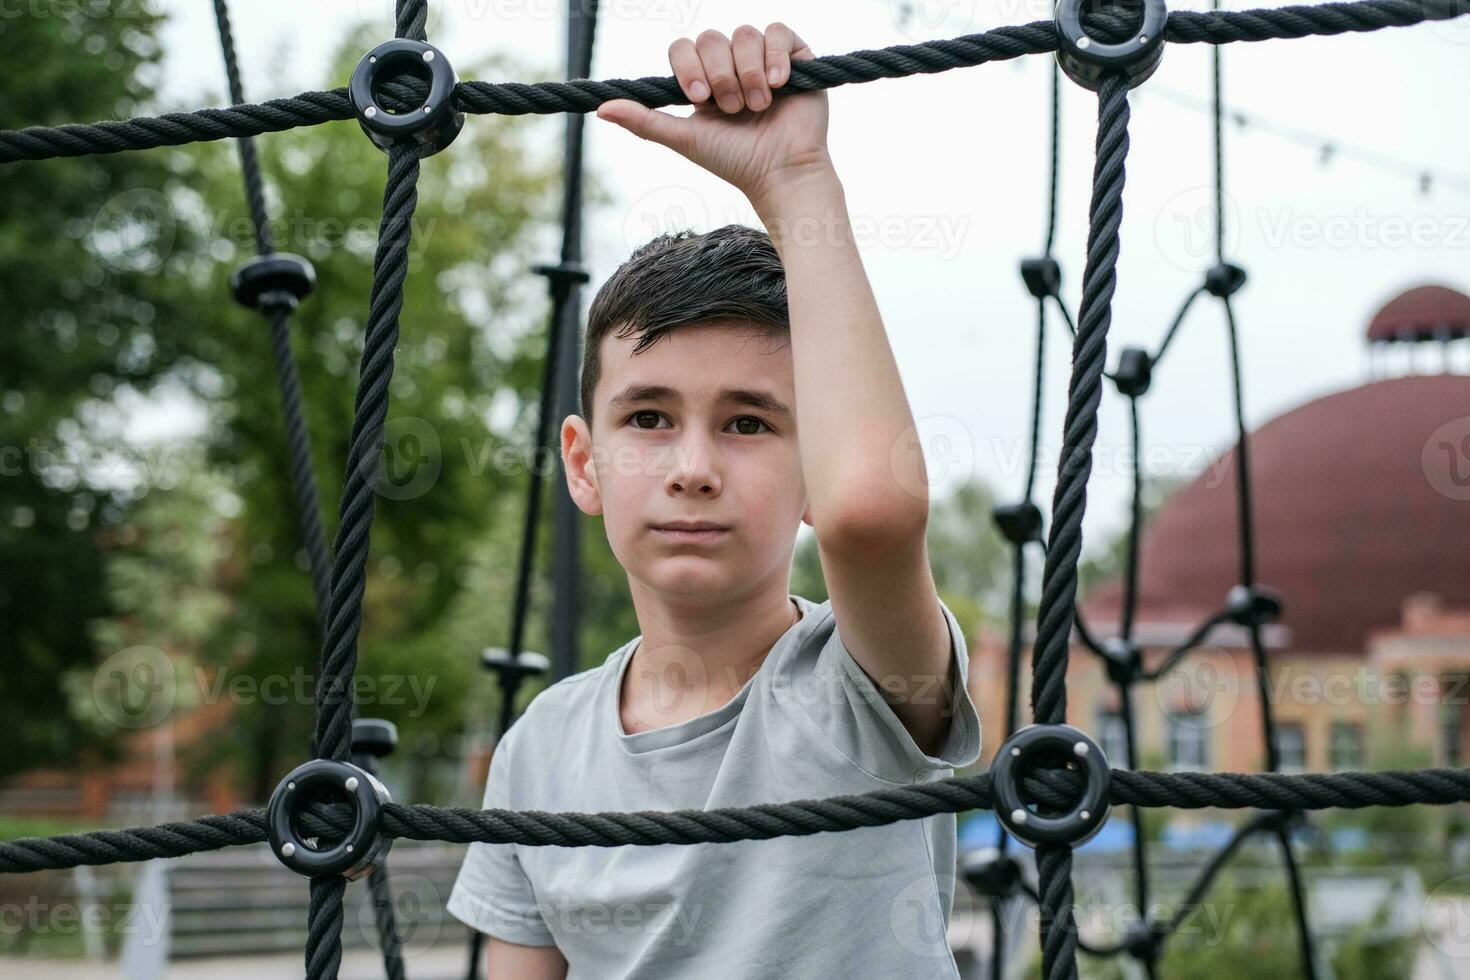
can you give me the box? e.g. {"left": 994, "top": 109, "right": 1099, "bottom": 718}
{"left": 780, "top": 596, "right": 983, "bottom": 784}
{"left": 445, "top": 730, "right": 557, "bottom": 947}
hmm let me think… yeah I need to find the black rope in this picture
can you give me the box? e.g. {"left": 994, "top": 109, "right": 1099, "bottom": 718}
{"left": 2, "top": 1, "right": 1465, "bottom": 164}
{"left": 2, "top": 3, "right": 1468, "bottom": 979}
{"left": 4, "top": 767, "right": 1468, "bottom": 875}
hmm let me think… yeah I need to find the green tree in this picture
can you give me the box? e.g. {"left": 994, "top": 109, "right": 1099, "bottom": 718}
{"left": 0, "top": 2, "right": 213, "bottom": 777}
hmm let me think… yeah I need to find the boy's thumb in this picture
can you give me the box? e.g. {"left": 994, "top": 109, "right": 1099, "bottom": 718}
{"left": 596, "top": 100, "right": 691, "bottom": 155}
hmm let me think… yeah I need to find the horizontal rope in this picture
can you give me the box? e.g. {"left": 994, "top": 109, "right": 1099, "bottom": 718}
{"left": 3, "top": 766, "right": 1466, "bottom": 873}
{"left": 1, "top": 0, "right": 1462, "bottom": 164}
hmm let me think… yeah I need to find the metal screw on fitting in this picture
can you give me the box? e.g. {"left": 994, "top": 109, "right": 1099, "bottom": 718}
{"left": 991, "top": 724, "right": 1112, "bottom": 849}
{"left": 1054, "top": 0, "right": 1168, "bottom": 92}
{"left": 349, "top": 38, "right": 464, "bottom": 156}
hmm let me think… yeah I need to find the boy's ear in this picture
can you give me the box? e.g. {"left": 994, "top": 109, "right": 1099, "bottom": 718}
{"left": 561, "top": 415, "right": 603, "bottom": 516}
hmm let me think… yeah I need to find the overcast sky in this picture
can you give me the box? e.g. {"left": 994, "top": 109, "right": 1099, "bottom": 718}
{"left": 135, "top": 0, "right": 1470, "bottom": 550}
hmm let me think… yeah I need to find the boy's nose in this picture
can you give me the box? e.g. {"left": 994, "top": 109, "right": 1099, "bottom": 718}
{"left": 665, "top": 438, "right": 721, "bottom": 496}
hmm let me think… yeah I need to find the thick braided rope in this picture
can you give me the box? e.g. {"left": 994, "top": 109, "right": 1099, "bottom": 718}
{"left": 2, "top": 0, "right": 1465, "bottom": 164}
{"left": 312, "top": 141, "right": 420, "bottom": 764}
{"left": 303, "top": 7, "right": 428, "bottom": 975}
{"left": 212, "top": 0, "right": 335, "bottom": 628}
{"left": 1030, "top": 71, "right": 1132, "bottom": 980}
{"left": 6, "top": 768, "right": 1469, "bottom": 873}
{"left": 264, "top": 307, "right": 334, "bottom": 625}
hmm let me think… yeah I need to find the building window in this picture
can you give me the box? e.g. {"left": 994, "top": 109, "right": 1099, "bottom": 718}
{"left": 1167, "top": 706, "right": 1210, "bottom": 771}
{"left": 1096, "top": 708, "right": 1129, "bottom": 767}
{"left": 1274, "top": 723, "right": 1307, "bottom": 773}
{"left": 1329, "top": 722, "right": 1362, "bottom": 771}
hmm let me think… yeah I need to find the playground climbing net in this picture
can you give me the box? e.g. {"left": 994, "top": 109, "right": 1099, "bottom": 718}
{"left": 2, "top": 1, "right": 1468, "bottom": 979}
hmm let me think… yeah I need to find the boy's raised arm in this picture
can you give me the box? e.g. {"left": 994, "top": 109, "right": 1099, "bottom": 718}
{"left": 596, "top": 25, "right": 956, "bottom": 756}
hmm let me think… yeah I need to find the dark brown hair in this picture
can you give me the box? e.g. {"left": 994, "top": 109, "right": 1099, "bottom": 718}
{"left": 580, "top": 224, "right": 789, "bottom": 426}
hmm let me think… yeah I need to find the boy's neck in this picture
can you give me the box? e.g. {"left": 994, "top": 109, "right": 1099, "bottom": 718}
{"left": 619, "top": 582, "right": 802, "bottom": 735}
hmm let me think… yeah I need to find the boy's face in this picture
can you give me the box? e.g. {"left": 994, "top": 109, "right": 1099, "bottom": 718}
{"left": 562, "top": 319, "right": 811, "bottom": 601}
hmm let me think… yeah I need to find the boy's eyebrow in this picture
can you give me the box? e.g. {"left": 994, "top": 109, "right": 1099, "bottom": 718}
{"left": 606, "top": 384, "right": 793, "bottom": 419}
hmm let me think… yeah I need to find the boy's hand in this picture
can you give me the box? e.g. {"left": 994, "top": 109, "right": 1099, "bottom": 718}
{"left": 595, "top": 23, "right": 831, "bottom": 213}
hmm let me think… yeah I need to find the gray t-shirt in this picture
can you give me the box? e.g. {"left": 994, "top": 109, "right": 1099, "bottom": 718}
{"left": 446, "top": 593, "right": 983, "bottom": 979}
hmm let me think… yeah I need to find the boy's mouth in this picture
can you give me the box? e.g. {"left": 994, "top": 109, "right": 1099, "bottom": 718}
{"left": 650, "top": 521, "right": 730, "bottom": 545}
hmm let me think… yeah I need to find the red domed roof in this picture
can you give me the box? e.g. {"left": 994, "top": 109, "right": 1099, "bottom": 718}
{"left": 1081, "top": 375, "right": 1470, "bottom": 653}
{"left": 1366, "top": 285, "right": 1470, "bottom": 343}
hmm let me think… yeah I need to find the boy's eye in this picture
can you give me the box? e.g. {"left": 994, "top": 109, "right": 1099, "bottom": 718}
{"left": 730, "top": 416, "right": 769, "bottom": 435}
{"left": 629, "top": 411, "right": 666, "bottom": 430}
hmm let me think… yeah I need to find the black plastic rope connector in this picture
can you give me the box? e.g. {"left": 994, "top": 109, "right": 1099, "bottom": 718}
{"left": 1111, "top": 347, "right": 1153, "bottom": 398}
{"left": 230, "top": 252, "right": 316, "bottom": 312}
{"left": 1204, "top": 261, "right": 1248, "bottom": 298}
{"left": 992, "top": 724, "right": 1112, "bottom": 848}
{"left": 993, "top": 501, "right": 1044, "bottom": 546}
{"left": 351, "top": 718, "right": 399, "bottom": 761}
{"left": 1101, "top": 636, "right": 1143, "bottom": 686}
{"left": 1225, "top": 584, "right": 1283, "bottom": 627}
{"left": 1020, "top": 256, "right": 1062, "bottom": 299}
{"left": 532, "top": 261, "right": 591, "bottom": 285}
{"left": 1122, "top": 919, "right": 1167, "bottom": 962}
{"left": 266, "top": 759, "right": 392, "bottom": 880}
{"left": 1055, "top": 0, "right": 1167, "bottom": 91}
{"left": 349, "top": 39, "right": 464, "bottom": 156}
{"left": 960, "top": 848, "right": 1025, "bottom": 899}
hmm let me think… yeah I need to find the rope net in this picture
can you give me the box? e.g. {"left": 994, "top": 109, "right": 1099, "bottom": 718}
{"left": 2, "top": 0, "right": 1467, "bottom": 977}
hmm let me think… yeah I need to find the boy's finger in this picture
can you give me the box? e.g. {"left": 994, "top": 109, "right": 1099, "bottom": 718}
{"left": 694, "top": 29, "right": 743, "bottom": 114}
{"left": 668, "top": 37, "right": 709, "bottom": 104}
{"left": 763, "top": 22, "right": 813, "bottom": 89}
{"left": 595, "top": 100, "right": 693, "bottom": 155}
{"left": 731, "top": 25, "right": 770, "bottom": 111}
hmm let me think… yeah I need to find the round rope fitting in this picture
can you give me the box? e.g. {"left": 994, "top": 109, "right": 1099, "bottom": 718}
{"left": 230, "top": 252, "right": 316, "bottom": 312}
{"left": 991, "top": 724, "right": 1112, "bottom": 848}
{"left": 1054, "top": 0, "right": 1168, "bottom": 92}
{"left": 348, "top": 39, "right": 464, "bottom": 156}
{"left": 266, "top": 759, "right": 392, "bottom": 880}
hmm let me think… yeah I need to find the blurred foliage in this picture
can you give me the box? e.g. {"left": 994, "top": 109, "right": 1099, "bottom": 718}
{"left": 0, "top": 1, "right": 199, "bottom": 777}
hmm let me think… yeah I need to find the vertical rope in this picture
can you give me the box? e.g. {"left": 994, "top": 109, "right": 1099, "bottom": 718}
{"left": 1030, "top": 70, "right": 1131, "bottom": 980}
{"left": 210, "top": 0, "right": 333, "bottom": 625}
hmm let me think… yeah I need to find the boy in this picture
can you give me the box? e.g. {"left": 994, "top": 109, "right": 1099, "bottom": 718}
{"left": 447, "top": 23, "right": 982, "bottom": 979}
